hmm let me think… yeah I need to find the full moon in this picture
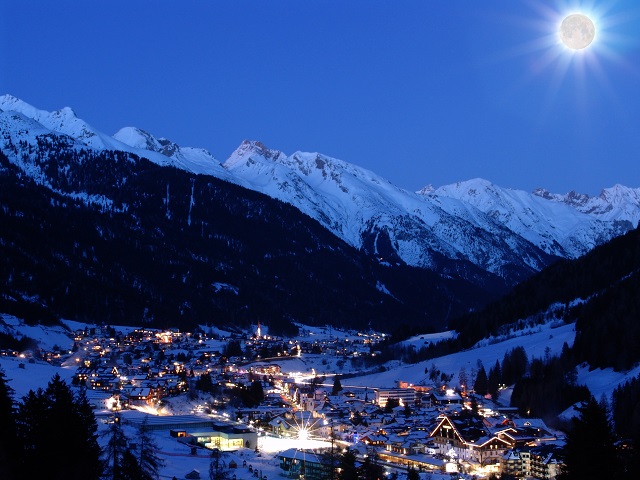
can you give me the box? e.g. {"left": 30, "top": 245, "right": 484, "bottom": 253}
{"left": 559, "top": 13, "right": 596, "bottom": 50}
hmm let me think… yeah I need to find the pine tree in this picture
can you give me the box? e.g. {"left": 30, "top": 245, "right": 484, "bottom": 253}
{"left": 406, "top": 465, "right": 420, "bottom": 480}
{"left": 332, "top": 375, "right": 343, "bottom": 395}
{"left": 16, "top": 374, "right": 102, "bottom": 480}
{"left": 0, "top": 369, "right": 18, "bottom": 480}
{"left": 74, "top": 387, "right": 104, "bottom": 479}
{"left": 119, "top": 450, "right": 145, "bottom": 480}
{"left": 209, "top": 449, "right": 230, "bottom": 480}
{"left": 474, "top": 366, "right": 488, "bottom": 396}
{"left": 488, "top": 360, "right": 502, "bottom": 400}
{"left": 137, "top": 417, "right": 165, "bottom": 480}
{"left": 103, "top": 412, "right": 129, "bottom": 480}
{"left": 358, "top": 452, "right": 384, "bottom": 480}
{"left": 337, "top": 448, "right": 358, "bottom": 480}
{"left": 458, "top": 367, "right": 468, "bottom": 392}
{"left": 249, "top": 380, "right": 264, "bottom": 406}
{"left": 560, "top": 396, "right": 619, "bottom": 480}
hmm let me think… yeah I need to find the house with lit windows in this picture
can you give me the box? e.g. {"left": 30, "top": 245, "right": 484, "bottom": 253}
{"left": 429, "top": 414, "right": 511, "bottom": 467}
{"left": 500, "top": 444, "right": 564, "bottom": 479}
{"left": 278, "top": 448, "right": 332, "bottom": 480}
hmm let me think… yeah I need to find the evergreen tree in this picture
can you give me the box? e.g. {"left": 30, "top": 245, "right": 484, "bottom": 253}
{"left": 384, "top": 397, "right": 400, "bottom": 413}
{"left": 474, "top": 366, "right": 488, "bottom": 396}
{"left": 16, "top": 374, "right": 102, "bottom": 480}
{"left": 358, "top": 452, "right": 384, "bottom": 480}
{"left": 406, "top": 465, "right": 420, "bottom": 480}
{"left": 488, "top": 360, "right": 502, "bottom": 399}
{"left": 103, "top": 413, "right": 129, "bottom": 480}
{"left": 119, "top": 450, "right": 146, "bottom": 480}
{"left": 560, "top": 396, "right": 618, "bottom": 480}
{"left": 338, "top": 448, "right": 358, "bottom": 480}
{"left": 248, "top": 380, "right": 265, "bottom": 406}
{"left": 332, "top": 375, "right": 343, "bottom": 395}
{"left": 458, "top": 367, "right": 468, "bottom": 392}
{"left": 209, "top": 449, "right": 230, "bottom": 480}
{"left": 137, "top": 417, "right": 165, "bottom": 480}
{"left": 0, "top": 369, "right": 18, "bottom": 480}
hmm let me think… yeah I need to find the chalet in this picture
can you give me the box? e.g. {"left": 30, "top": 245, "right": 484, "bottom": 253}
{"left": 84, "top": 390, "right": 117, "bottom": 410}
{"left": 430, "top": 414, "right": 511, "bottom": 466}
{"left": 500, "top": 444, "right": 564, "bottom": 480}
{"left": 428, "top": 388, "right": 463, "bottom": 406}
{"left": 121, "top": 387, "right": 156, "bottom": 406}
{"left": 360, "top": 431, "right": 388, "bottom": 446}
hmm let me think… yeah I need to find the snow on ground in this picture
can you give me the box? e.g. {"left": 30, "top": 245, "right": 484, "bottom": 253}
{"left": 398, "top": 330, "right": 457, "bottom": 349}
{"left": 559, "top": 363, "right": 640, "bottom": 419}
{"left": 347, "top": 322, "right": 577, "bottom": 389}
{"left": 0, "top": 356, "right": 77, "bottom": 399}
{"left": 104, "top": 421, "right": 290, "bottom": 480}
{"left": 576, "top": 363, "right": 640, "bottom": 401}
{"left": 61, "top": 319, "right": 141, "bottom": 336}
{"left": 1, "top": 314, "right": 75, "bottom": 352}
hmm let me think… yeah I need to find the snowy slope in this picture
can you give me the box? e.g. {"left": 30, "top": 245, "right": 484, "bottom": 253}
{"left": 347, "top": 320, "right": 639, "bottom": 412}
{"left": 222, "top": 141, "right": 552, "bottom": 277}
{"left": 113, "top": 126, "right": 231, "bottom": 178}
{"left": 347, "top": 322, "right": 577, "bottom": 389}
{"left": 1, "top": 94, "right": 638, "bottom": 282}
{"left": 0, "top": 94, "right": 221, "bottom": 175}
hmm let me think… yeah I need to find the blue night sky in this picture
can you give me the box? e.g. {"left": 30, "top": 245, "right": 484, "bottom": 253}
{"left": 1, "top": 1, "right": 639, "bottom": 195}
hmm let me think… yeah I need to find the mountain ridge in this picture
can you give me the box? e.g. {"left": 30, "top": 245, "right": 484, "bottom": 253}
{"left": 1, "top": 94, "right": 638, "bottom": 291}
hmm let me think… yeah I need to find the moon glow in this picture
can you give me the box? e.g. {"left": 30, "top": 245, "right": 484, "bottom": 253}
{"left": 559, "top": 13, "right": 596, "bottom": 50}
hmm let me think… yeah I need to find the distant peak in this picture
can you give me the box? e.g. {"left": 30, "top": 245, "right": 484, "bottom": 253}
{"left": 0, "top": 94, "right": 34, "bottom": 112}
{"left": 416, "top": 185, "right": 435, "bottom": 195}
{"left": 238, "top": 139, "right": 282, "bottom": 159}
{"left": 532, "top": 187, "right": 552, "bottom": 199}
{"left": 225, "top": 140, "right": 286, "bottom": 168}
{"left": 0, "top": 93, "right": 18, "bottom": 103}
{"left": 566, "top": 190, "right": 590, "bottom": 204}
{"left": 54, "top": 106, "right": 78, "bottom": 118}
{"left": 533, "top": 187, "right": 592, "bottom": 206}
{"left": 114, "top": 127, "right": 180, "bottom": 157}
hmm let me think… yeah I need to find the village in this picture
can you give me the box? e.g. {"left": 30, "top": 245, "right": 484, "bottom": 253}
{"left": 3, "top": 321, "right": 566, "bottom": 480}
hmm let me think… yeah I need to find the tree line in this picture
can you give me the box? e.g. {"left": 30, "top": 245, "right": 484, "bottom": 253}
{"left": 0, "top": 370, "right": 161, "bottom": 480}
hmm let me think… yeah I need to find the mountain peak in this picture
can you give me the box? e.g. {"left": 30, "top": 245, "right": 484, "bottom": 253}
{"left": 54, "top": 106, "right": 78, "bottom": 118}
{"left": 532, "top": 185, "right": 640, "bottom": 225}
{"left": 416, "top": 185, "right": 435, "bottom": 195}
{"left": 113, "top": 126, "right": 224, "bottom": 176}
{"left": 0, "top": 94, "right": 41, "bottom": 119}
{"left": 224, "top": 140, "right": 286, "bottom": 169}
{"left": 114, "top": 126, "right": 178, "bottom": 156}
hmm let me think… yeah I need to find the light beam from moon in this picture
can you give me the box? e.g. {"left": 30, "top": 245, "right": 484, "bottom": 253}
{"left": 560, "top": 13, "right": 596, "bottom": 50}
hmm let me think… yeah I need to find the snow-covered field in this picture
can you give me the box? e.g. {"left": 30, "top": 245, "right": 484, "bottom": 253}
{"left": 398, "top": 331, "right": 458, "bottom": 349}
{"left": 347, "top": 322, "right": 577, "bottom": 389}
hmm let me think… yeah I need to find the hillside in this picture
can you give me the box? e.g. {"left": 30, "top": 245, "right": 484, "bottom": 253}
{"left": 449, "top": 225, "right": 640, "bottom": 370}
{"left": 1, "top": 95, "right": 639, "bottom": 334}
{"left": 0, "top": 148, "right": 496, "bottom": 333}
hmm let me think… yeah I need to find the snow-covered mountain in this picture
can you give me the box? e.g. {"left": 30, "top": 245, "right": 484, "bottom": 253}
{"left": 113, "top": 126, "right": 231, "bottom": 178}
{"left": 0, "top": 94, "right": 227, "bottom": 178}
{"left": 222, "top": 141, "right": 555, "bottom": 283}
{"left": 1, "top": 94, "right": 638, "bottom": 286}
{"left": 430, "top": 179, "right": 634, "bottom": 259}
{"left": 533, "top": 184, "right": 640, "bottom": 226}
